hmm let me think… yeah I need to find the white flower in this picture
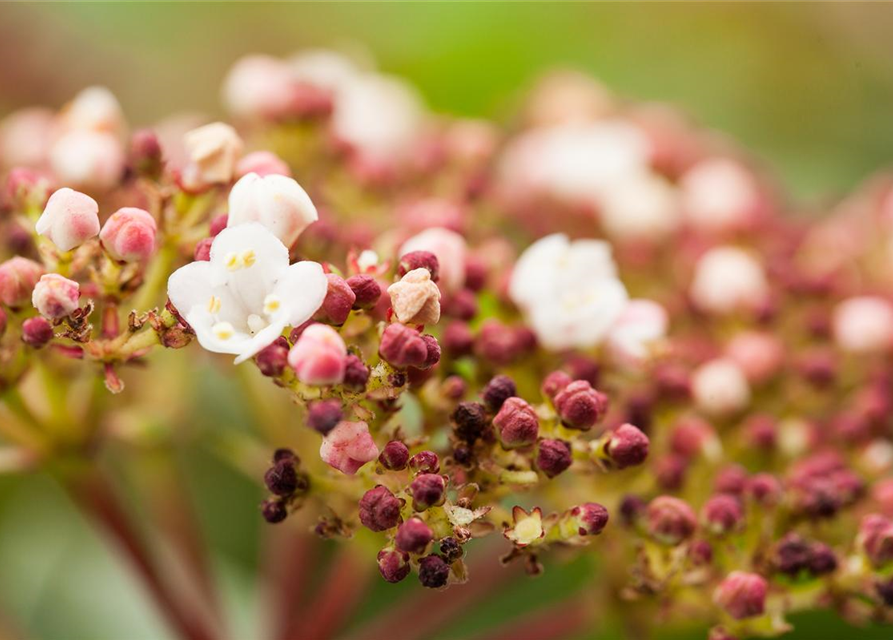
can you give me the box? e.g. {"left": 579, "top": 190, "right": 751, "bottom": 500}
{"left": 36, "top": 188, "right": 101, "bottom": 252}
{"left": 509, "top": 234, "right": 628, "bottom": 351}
{"left": 833, "top": 296, "right": 893, "bottom": 353}
{"left": 167, "top": 223, "right": 327, "bottom": 364}
{"left": 59, "top": 86, "right": 126, "bottom": 137}
{"left": 183, "top": 122, "right": 243, "bottom": 185}
{"left": 599, "top": 171, "right": 680, "bottom": 241}
{"left": 50, "top": 130, "right": 125, "bottom": 191}
{"left": 605, "top": 298, "right": 668, "bottom": 369}
{"left": 288, "top": 49, "right": 362, "bottom": 96}
{"left": 691, "top": 358, "right": 751, "bottom": 416}
{"left": 689, "top": 246, "right": 768, "bottom": 315}
{"left": 222, "top": 55, "right": 297, "bottom": 120}
{"left": 228, "top": 173, "right": 318, "bottom": 247}
{"left": 681, "top": 158, "right": 760, "bottom": 233}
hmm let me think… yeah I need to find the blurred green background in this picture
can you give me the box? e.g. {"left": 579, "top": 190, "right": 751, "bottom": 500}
{"left": 2, "top": 3, "right": 893, "bottom": 639}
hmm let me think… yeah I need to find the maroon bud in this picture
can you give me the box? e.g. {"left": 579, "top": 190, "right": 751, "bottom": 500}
{"left": 129, "top": 129, "right": 163, "bottom": 178}
{"left": 379, "top": 323, "right": 428, "bottom": 368}
{"left": 288, "top": 320, "right": 315, "bottom": 343}
{"left": 261, "top": 498, "right": 288, "bottom": 524}
{"left": 439, "top": 536, "right": 463, "bottom": 562}
{"left": 542, "top": 370, "right": 572, "bottom": 400}
{"left": 565, "top": 355, "right": 600, "bottom": 386}
{"left": 359, "top": 485, "right": 403, "bottom": 532}
{"left": 797, "top": 349, "right": 836, "bottom": 388}
{"left": 605, "top": 424, "right": 649, "bottom": 469}
{"left": 746, "top": 473, "right": 782, "bottom": 506}
{"left": 264, "top": 459, "right": 298, "bottom": 496}
{"left": 475, "top": 319, "right": 523, "bottom": 365}
{"left": 442, "top": 320, "right": 474, "bottom": 357}
{"left": 377, "top": 548, "right": 411, "bottom": 583}
{"left": 418, "top": 554, "right": 450, "bottom": 589}
{"left": 714, "top": 571, "right": 767, "bottom": 620}
{"left": 493, "top": 397, "right": 539, "bottom": 449}
{"left": 193, "top": 237, "right": 213, "bottom": 261}
{"left": 647, "top": 496, "right": 697, "bottom": 545}
{"left": 702, "top": 494, "right": 744, "bottom": 535}
{"left": 410, "top": 473, "right": 446, "bottom": 511}
{"left": 443, "top": 288, "right": 477, "bottom": 320}
{"left": 670, "top": 417, "right": 717, "bottom": 459}
{"left": 451, "top": 402, "right": 487, "bottom": 443}
{"left": 808, "top": 542, "right": 837, "bottom": 576}
{"left": 619, "top": 495, "right": 647, "bottom": 527}
{"left": 653, "top": 363, "right": 691, "bottom": 400}
{"left": 395, "top": 517, "right": 434, "bottom": 554}
{"left": 346, "top": 274, "right": 381, "bottom": 310}
{"left": 876, "top": 578, "right": 893, "bottom": 606}
{"left": 464, "top": 256, "right": 487, "bottom": 292}
{"left": 655, "top": 454, "right": 688, "bottom": 491}
{"left": 22, "top": 316, "right": 53, "bottom": 348}
{"left": 419, "top": 334, "right": 441, "bottom": 369}
{"left": 379, "top": 440, "right": 410, "bottom": 471}
{"left": 481, "top": 374, "right": 517, "bottom": 412}
{"left": 714, "top": 465, "right": 749, "bottom": 496}
{"left": 409, "top": 451, "right": 440, "bottom": 474}
{"left": 273, "top": 448, "right": 297, "bottom": 463}
{"left": 314, "top": 274, "right": 356, "bottom": 325}
{"left": 536, "top": 439, "right": 572, "bottom": 478}
{"left": 209, "top": 214, "right": 229, "bottom": 237}
{"left": 256, "top": 340, "right": 288, "bottom": 377}
{"left": 306, "top": 399, "right": 343, "bottom": 435}
{"left": 343, "top": 354, "right": 370, "bottom": 391}
{"left": 554, "top": 380, "right": 608, "bottom": 430}
{"left": 572, "top": 502, "right": 609, "bottom": 536}
{"left": 691, "top": 540, "right": 714, "bottom": 566}
{"left": 441, "top": 375, "right": 466, "bottom": 400}
{"left": 452, "top": 443, "right": 473, "bottom": 466}
{"left": 744, "top": 414, "right": 777, "bottom": 451}
{"left": 398, "top": 250, "right": 439, "bottom": 282}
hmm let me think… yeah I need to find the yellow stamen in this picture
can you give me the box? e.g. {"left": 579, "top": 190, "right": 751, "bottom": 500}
{"left": 212, "top": 321, "right": 235, "bottom": 340}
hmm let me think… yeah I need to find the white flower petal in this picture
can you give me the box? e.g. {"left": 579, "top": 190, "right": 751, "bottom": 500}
{"left": 272, "top": 261, "right": 328, "bottom": 326}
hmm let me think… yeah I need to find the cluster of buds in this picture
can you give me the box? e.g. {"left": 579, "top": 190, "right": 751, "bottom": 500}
{"left": 2, "top": 46, "right": 893, "bottom": 636}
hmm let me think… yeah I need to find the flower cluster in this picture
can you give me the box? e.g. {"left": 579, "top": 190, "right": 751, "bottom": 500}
{"left": 2, "top": 47, "right": 893, "bottom": 638}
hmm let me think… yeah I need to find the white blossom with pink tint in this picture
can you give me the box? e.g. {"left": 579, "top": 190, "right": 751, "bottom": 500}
{"left": 183, "top": 122, "right": 243, "bottom": 185}
{"left": 100, "top": 207, "right": 158, "bottom": 262}
{"left": 509, "top": 234, "right": 628, "bottom": 351}
{"left": 222, "top": 55, "right": 298, "bottom": 120}
{"left": 726, "top": 331, "right": 785, "bottom": 383}
{"left": 0, "top": 107, "right": 55, "bottom": 167}
{"left": 32, "top": 273, "right": 79, "bottom": 319}
{"left": 227, "top": 172, "right": 318, "bottom": 247}
{"left": 288, "top": 49, "right": 362, "bottom": 96}
{"left": 692, "top": 358, "right": 751, "bottom": 416}
{"left": 399, "top": 227, "right": 468, "bottom": 293}
{"left": 605, "top": 299, "right": 668, "bottom": 369}
{"left": 833, "top": 296, "right": 893, "bottom": 354}
{"left": 288, "top": 324, "right": 347, "bottom": 385}
{"left": 599, "top": 171, "right": 680, "bottom": 241}
{"left": 689, "top": 246, "right": 768, "bottom": 315}
{"left": 236, "top": 151, "right": 292, "bottom": 178}
{"left": 36, "top": 188, "right": 100, "bottom": 252}
{"left": 59, "top": 86, "right": 126, "bottom": 137}
{"left": 523, "top": 70, "right": 614, "bottom": 127}
{"left": 0, "top": 257, "right": 44, "bottom": 308}
{"left": 319, "top": 420, "right": 380, "bottom": 475}
{"left": 167, "top": 223, "right": 326, "bottom": 364}
{"left": 49, "top": 130, "right": 125, "bottom": 191}
{"left": 681, "top": 158, "right": 760, "bottom": 234}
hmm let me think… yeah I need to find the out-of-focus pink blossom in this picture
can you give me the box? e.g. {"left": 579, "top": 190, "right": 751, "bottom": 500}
{"left": 690, "top": 246, "right": 768, "bottom": 315}
{"left": 32, "top": 273, "right": 79, "bottom": 319}
{"left": 50, "top": 130, "right": 125, "bottom": 190}
{"left": 681, "top": 158, "right": 762, "bottom": 234}
{"left": 692, "top": 358, "right": 751, "bottom": 416}
{"left": 833, "top": 296, "right": 893, "bottom": 354}
{"left": 0, "top": 257, "right": 44, "bottom": 307}
{"left": 236, "top": 151, "right": 292, "bottom": 178}
{"left": 222, "top": 55, "right": 300, "bottom": 120}
{"left": 319, "top": 420, "right": 379, "bottom": 475}
{"left": 288, "top": 324, "right": 347, "bottom": 385}
{"left": 605, "top": 299, "right": 668, "bottom": 369}
{"left": 725, "top": 331, "right": 785, "bottom": 384}
{"left": 0, "top": 107, "right": 55, "bottom": 167}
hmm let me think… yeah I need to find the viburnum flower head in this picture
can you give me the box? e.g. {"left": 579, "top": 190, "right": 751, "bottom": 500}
{"left": 509, "top": 234, "right": 628, "bottom": 350}
{"left": 167, "top": 223, "right": 326, "bottom": 364}
{"left": 99, "top": 207, "right": 157, "bottom": 262}
{"left": 36, "top": 188, "right": 100, "bottom": 252}
{"left": 227, "top": 172, "right": 318, "bottom": 247}
{"left": 32, "top": 274, "right": 79, "bottom": 319}
{"left": 319, "top": 420, "right": 380, "bottom": 475}
{"left": 832, "top": 296, "right": 893, "bottom": 354}
{"left": 690, "top": 246, "right": 768, "bottom": 315}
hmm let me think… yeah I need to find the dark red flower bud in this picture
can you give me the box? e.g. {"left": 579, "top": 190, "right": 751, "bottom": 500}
{"left": 288, "top": 320, "right": 315, "bottom": 344}
{"left": 653, "top": 363, "right": 691, "bottom": 400}
{"left": 395, "top": 517, "right": 434, "bottom": 554}
{"left": 554, "top": 380, "right": 608, "bottom": 430}
{"left": 702, "top": 494, "right": 744, "bottom": 535}
{"left": 359, "top": 485, "right": 403, "bottom": 532}
{"left": 256, "top": 340, "right": 289, "bottom": 377}
{"left": 261, "top": 498, "right": 288, "bottom": 524}
{"left": 565, "top": 355, "right": 600, "bottom": 386}
{"left": 379, "top": 440, "right": 410, "bottom": 471}
{"left": 475, "top": 319, "right": 523, "bottom": 365}
{"left": 715, "top": 465, "right": 749, "bottom": 496}
{"left": 605, "top": 424, "right": 649, "bottom": 469}
{"left": 346, "top": 274, "right": 381, "bottom": 310}
{"left": 377, "top": 548, "right": 411, "bottom": 583}
{"left": 797, "top": 349, "right": 836, "bottom": 388}
{"left": 410, "top": 473, "right": 446, "bottom": 511}
{"left": 306, "top": 399, "right": 343, "bottom": 435}
{"left": 379, "top": 323, "right": 428, "bottom": 368}
{"left": 273, "top": 448, "right": 297, "bottom": 463}
{"left": 746, "top": 473, "right": 782, "bottom": 506}
{"left": 493, "top": 397, "right": 539, "bottom": 448}
{"left": 418, "top": 554, "right": 450, "bottom": 589}
{"left": 419, "top": 334, "right": 441, "bottom": 369}
{"left": 264, "top": 459, "right": 298, "bottom": 496}
{"left": 691, "top": 540, "right": 714, "bottom": 566}
{"left": 451, "top": 402, "right": 487, "bottom": 443}
{"left": 441, "top": 375, "right": 466, "bottom": 400}
{"left": 744, "top": 414, "right": 777, "bottom": 451}
{"left": 442, "top": 320, "right": 474, "bottom": 357}
{"left": 22, "top": 316, "right": 53, "bottom": 348}
{"left": 129, "top": 129, "right": 163, "bottom": 178}
{"left": 482, "top": 375, "right": 516, "bottom": 411}
{"left": 409, "top": 451, "right": 440, "bottom": 474}
{"left": 314, "top": 274, "right": 356, "bottom": 326}
{"left": 193, "top": 237, "right": 213, "bottom": 261}
{"left": 452, "top": 443, "right": 473, "bottom": 466}
{"left": 655, "top": 454, "right": 688, "bottom": 491}
{"left": 714, "top": 571, "right": 767, "bottom": 620}
{"left": 571, "top": 502, "right": 609, "bottom": 536}
{"left": 443, "top": 288, "right": 477, "bottom": 320}
{"left": 647, "top": 496, "right": 697, "bottom": 545}
{"left": 619, "top": 495, "right": 647, "bottom": 527}
{"left": 670, "top": 417, "right": 718, "bottom": 459}
{"left": 342, "top": 354, "right": 370, "bottom": 392}
{"left": 808, "top": 542, "right": 837, "bottom": 576}
{"left": 536, "top": 439, "right": 572, "bottom": 478}
{"left": 861, "top": 514, "right": 893, "bottom": 568}
{"left": 463, "top": 256, "right": 487, "bottom": 292}
{"left": 541, "top": 370, "right": 572, "bottom": 400}
{"left": 209, "top": 214, "right": 229, "bottom": 237}
{"left": 439, "top": 537, "right": 463, "bottom": 563}
{"left": 398, "top": 251, "right": 439, "bottom": 282}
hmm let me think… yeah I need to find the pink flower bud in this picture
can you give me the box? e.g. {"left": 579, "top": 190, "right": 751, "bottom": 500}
{"left": 397, "top": 250, "right": 440, "bottom": 282}
{"left": 746, "top": 473, "right": 783, "bottom": 506}
{"left": 542, "top": 370, "right": 573, "bottom": 400}
{"left": 493, "top": 397, "right": 539, "bottom": 448}
{"left": 715, "top": 464, "right": 749, "bottom": 496}
{"left": 228, "top": 172, "right": 318, "bottom": 246}
{"left": 342, "top": 354, "right": 370, "bottom": 391}
{"left": 482, "top": 375, "right": 517, "bottom": 411}
{"left": 50, "top": 130, "right": 125, "bottom": 191}
{"left": 32, "top": 274, "right": 79, "bottom": 319}
{"left": 359, "top": 486, "right": 403, "bottom": 531}
{"left": 100, "top": 207, "right": 157, "bottom": 262}
{"left": 346, "top": 275, "right": 381, "bottom": 310}
{"left": 313, "top": 274, "right": 356, "bottom": 325}
{"left": 442, "top": 321, "right": 474, "bottom": 357}
{"left": 223, "top": 55, "right": 298, "bottom": 121}
{"left": 690, "top": 247, "right": 768, "bottom": 315}
{"left": 183, "top": 122, "right": 243, "bottom": 185}
{"left": 377, "top": 548, "right": 411, "bottom": 583}
{"left": 209, "top": 214, "right": 229, "bottom": 237}
{"left": 702, "top": 494, "right": 744, "bottom": 535}
{"left": 606, "top": 423, "right": 650, "bottom": 469}
{"left": 129, "top": 129, "right": 163, "bottom": 178}
{"left": 395, "top": 517, "right": 434, "bottom": 554}
{"left": 409, "top": 451, "right": 440, "bottom": 474}
{"left": 554, "top": 380, "right": 608, "bottom": 430}
{"left": 568, "top": 502, "right": 610, "bottom": 536}
{"left": 306, "top": 399, "right": 343, "bottom": 435}
{"left": 22, "top": 316, "right": 54, "bottom": 348}
{"left": 255, "top": 339, "right": 289, "bottom": 377}
{"left": 419, "top": 334, "right": 441, "bottom": 370}
{"left": 833, "top": 296, "right": 893, "bottom": 354}
{"left": 860, "top": 514, "right": 893, "bottom": 568}
{"left": 36, "top": 188, "right": 100, "bottom": 252}
{"left": 0, "top": 257, "right": 44, "bottom": 308}
{"left": 379, "top": 441, "right": 410, "bottom": 471}
{"left": 379, "top": 323, "right": 427, "bottom": 368}
{"left": 536, "top": 439, "right": 572, "bottom": 478}
{"left": 3, "top": 167, "right": 51, "bottom": 211}
{"left": 288, "top": 324, "right": 347, "bottom": 385}
{"left": 714, "top": 571, "right": 767, "bottom": 620}
{"left": 691, "top": 358, "right": 751, "bottom": 416}
{"left": 725, "top": 331, "right": 785, "bottom": 384}
{"left": 388, "top": 268, "right": 441, "bottom": 325}
{"left": 319, "top": 420, "right": 379, "bottom": 475}
{"left": 236, "top": 151, "right": 291, "bottom": 178}
{"left": 193, "top": 237, "right": 213, "bottom": 262}
{"left": 410, "top": 473, "right": 446, "bottom": 511}
{"left": 647, "top": 496, "right": 697, "bottom": 545}
{"left": 670, "top": 417, "right": 720, "bottom": 461}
